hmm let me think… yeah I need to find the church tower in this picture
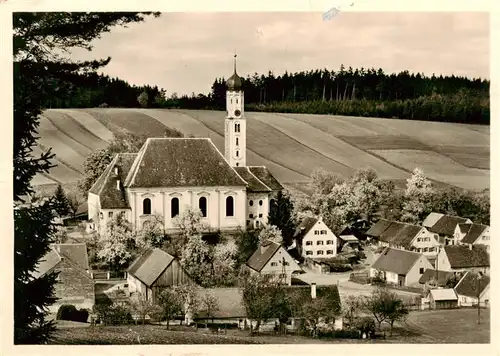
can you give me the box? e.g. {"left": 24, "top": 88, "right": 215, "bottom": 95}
{"left": 224, "top": 54, "right": 246, "bottom": 167}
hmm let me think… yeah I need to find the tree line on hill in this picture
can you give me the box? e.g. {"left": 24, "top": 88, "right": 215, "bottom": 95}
{"left": 42, "top": 63, "right": 489, "bottom": 125}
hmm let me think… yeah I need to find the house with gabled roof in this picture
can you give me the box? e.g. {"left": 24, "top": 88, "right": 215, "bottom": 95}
{"left": 422, "top": 213, "right": 472, "bottom": 245}
{"left": 435, "top": 244, "right": 490, "bottom": 274}
{"left": 293, "top": 216, "right": 338, "bottom": 258}
{"left": 34, "top": 243, "right": 94, "bottom": 313}
{"left": 418, "top": 268, "right": 455, "bottom": 288}
{"left": 365, "top": 219, "right": 440, "bottom": 257}
{"left": 454, "top": 271, "right": 490, "bottom": 308}
{"left": 370, "top": 247, "right": 433, "bottom": 287}
{"left": 127, "top": 248, "right": 194, "bottom": 303}
{"left": 246, "top": 240, "right": 302, "bottom": 285}
{"left": 453, "top": 223, "right": 490, "bottom": 250}
{"left": 88, "top": 60, "right": 282, "bottom": 236}
{"left": 424, "top": 288, "right": 458, "bottom": 310}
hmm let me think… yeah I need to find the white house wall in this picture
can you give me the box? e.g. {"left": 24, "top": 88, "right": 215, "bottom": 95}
{"left": 247, "top": 193, "right": 269, "bottom": 229}
{"left": 411, "top": 229, "right": 440, "bottom": 256}
{"left": 405, "top": 255, "right": 434, "bottom": 286}
{"left": 258, "top": 248, "right": 302, "bottom": 285}
{"left": 457, "top": 285, "right": 490, "bottom": 307}
{"left": 302, "top": 220, "right": 337, "bottom": 258}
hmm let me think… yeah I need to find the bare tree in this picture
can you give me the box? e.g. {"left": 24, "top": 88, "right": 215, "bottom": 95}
{"left": 201, "top": 292, "right": 220, "bottom": 327}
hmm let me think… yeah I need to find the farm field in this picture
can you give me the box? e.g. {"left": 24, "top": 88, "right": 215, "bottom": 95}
{"left": 33, "top": 109, "right": 490, "bottom": 192}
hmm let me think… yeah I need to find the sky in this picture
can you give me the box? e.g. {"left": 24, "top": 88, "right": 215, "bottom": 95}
{"left": 69, "top": 11, "right": 490, "bottom": 96}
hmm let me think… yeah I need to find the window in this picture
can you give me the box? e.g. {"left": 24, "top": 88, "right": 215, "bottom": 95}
{"left": 271, "top": 262, "right": 278, "bottom": 267}
{"left": 108, "top": 211, "right": 113, "bottom": 218}
{"left": 236, "top": 163, "right": 239, "bottom": 166}
{"left": 326, "top": 240, "right": 333, "bottom": 245}
{"left": 327, "top": 250, "right": 334, "bottom": 255}
{"left": 259, "top": 200, "right": 263, "bottom": 206}
{"left": 236, "top": 150, "right": 239, "bottom": 157}
{"left": 256, "top": 220, "right": 260, "bottom": 228}
{"left": 259, "top": 214, "right": 263, "bottom": 218}
{"left": 249, "top": 200, "right": 254, "bottom": 206}
{"left": 317, "top": 241, "right": 324, "bottom": 245}
{"left": 306, "top": 251, "right": 313, "bottom": 256}
{"left": 171, "top": 197, "right": 179, "bottom": 218}
{"left": 199, "top": 196, "right": 207, "bottom": 217}
{"left": 317, "top": 251, "right": 324, "bottom": 255}
{"left": 284, "top": 261, "right": 289, "bottom": 266}
{"left": 226, "top": 196, "right": 234, "bottom": 217}
{"left": 249, "top": 214, "right": 254, "bottom": 218}
{"left": 279, "top": 273, "right": 286, "bottom": 279}
{"left": 306, "top": 241, "right": 312, "bottom": 246}
{"left": 314, "top": 230, "right": 319, "bottom": 235}
{"left": 236, "top": 98, "right": 238, "bottom": 104}
{"left": 247, "top": 220, "right": 250, "bottom": 226}
{"left": 236, "top": 137, "right": 239, "bottom": 146}
{"left": 423, "top": 247, "right": 428, "bottom": 252}
{"left": 143, "top": 198, "right": 151, "bottom": 215}
{"left": 99, "top": 212, "right": 103, "bottom": 220}
{"left": 419, "top": 268, "right": 424, "bottom": 274}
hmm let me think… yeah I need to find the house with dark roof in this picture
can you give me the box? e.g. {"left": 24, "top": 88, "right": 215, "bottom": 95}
{"left": 127, "top": 248, "right": 194, "bottom": 303}
{"left": 34, "top": 243, "right": 94, "bottom": 313}
{"left": 88, "top": 60, "right": 282, "bottom": 235}
{"left": 454, "top": 271, "right": 490, "bottom": 308}
{"left": 453, "top": 223, "right": 490, "bottom": 250}
{"left": 293, "top": 216, "right": 338, "bottom": 259}
{"left": 418, "top": 268, "right": 455, "bottom": 288}
{"left": 422, "top": 213, "right": 472, "bottom": 244}
{"left": 246, "top": 240, "right": 302, "bottom": 285}
{"left": 369, "top": 247, "right": 433, "bottom": 287}
{"left": 436, "top": 244, "right": 490, "bottom": 274}
{"left": 366, "top": 219, "right": 440, "bottom": 257}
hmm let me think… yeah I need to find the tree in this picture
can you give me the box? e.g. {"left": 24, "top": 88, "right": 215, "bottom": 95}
{"left": 137, "top": 90, "right": 149, "bottom": 108}
{"left": 383, "top": 293, "right": 409, "bottom": 336}
{"left": 240, "top": 274, "right": 276, "bottom": 334}
{"left": 343, "top": 295, "right": 363, "bottom": 328}
{"left": 157, "top": 287, "right": 183, "bottom": 330}
{"left": 180, "top": 235, "right": 213, "bottom": 287}
{"left": 301, "top": 297, "right": 330, "bottom": 337}
{"left": 129, "top": 292, "right": 161, "bottom": 325}
{"left": 212, "top": 241, "right": 238, "bottom": 287}
{"left": 97, "top": 214, "right": 134, "bottom": 270}
{"left": 201, "top": 292, "right": 220, "bottom": 326}
{"left": 14, "top": 11, "right": 159, "bottom": 344}
{"left": 310, "top": 168, "right": 344, "bottom": 195}
{"left": 66, "top": 192, "right": 83, "bottom": 219}
{"left": 258, "top": 225, "right": 283, "bottom": 244}
{"left": 78, "top": 148, "right": 113, "bottom": 194}
{"left": 52, "top": 184, "right": 70, "bottom": 217}
{"left": 173, "top": 284, "right": 200, "bottom": 325}
{"left": 134, "top": 214, "right": 165, "bottom": 249}
{"left": 363, "top": 287, "right": 389, "bottom": 330}
{"left": 173, "top": 207, "right": 209, "bottom": 241}
{"left": 268, "top": 190, "right": 297, "bottom": 243}
{"left": 234, "top": 228, "right": 260, "bottom": 268}
{"left": 401, "top": 168, "right": 434, "bottom": 224}
{"left": 53, "top": 225, "right": 68, "bottom": 244}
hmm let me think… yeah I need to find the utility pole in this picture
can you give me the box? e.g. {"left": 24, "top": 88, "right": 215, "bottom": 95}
{"left": 477, "top": 273, "right": 482, "bottom": 324}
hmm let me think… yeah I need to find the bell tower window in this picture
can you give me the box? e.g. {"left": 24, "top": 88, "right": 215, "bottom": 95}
{"left": 236, "top": 138, "right": 239, "bottom": 146}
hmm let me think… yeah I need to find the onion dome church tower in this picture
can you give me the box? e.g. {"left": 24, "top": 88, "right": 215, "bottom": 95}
{"left": 224, "top": 54, "right": 246, "bottom": 167}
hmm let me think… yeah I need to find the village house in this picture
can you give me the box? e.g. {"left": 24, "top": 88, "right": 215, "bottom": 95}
{"left": 365, "top": 219, "right": 440, "bottom": 258}
{"left": 418, "top": 268, "right": 456, "bottom": 289}
{"left": 34, "top": 243, "right": 94, "bottom": 313}
{"left": 370, "top": 247, "right": 434, "bottom": 287}
{"left": 87, "top": 60, "right": 282, "bottom": 236}
{"left": 423, "top": 288, "right": 458, "bottom": 310}
{"left": 454, "top": 271, "right": 490, "bottom": 308}
{"left": 293, "top": 216, "right": 338, "bottom": 258}
{"left": 245, "top": 240, "right": 302, "bottom": 285}
{"left": 453, "top": 223, "right": 490, "bottom": 250}
{"left": 127, "top": 248, "right": 194, "bottom": 303}
{"left": 435, "top": 244, "right": 490, "bottom": 275}
{"left": 422, "top": 212, "right": 472, "bottom": 245}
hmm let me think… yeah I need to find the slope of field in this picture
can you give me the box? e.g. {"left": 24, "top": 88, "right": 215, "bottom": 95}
{"left": 32, "top": 109, "right": 490, "bottom": 192}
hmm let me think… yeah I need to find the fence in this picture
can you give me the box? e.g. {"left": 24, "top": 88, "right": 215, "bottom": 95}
{"left": 91, "top": 270, "right": 127, "bottom": 280}
{"left": 349, "top": 272, "right": 369, "bottom": 284}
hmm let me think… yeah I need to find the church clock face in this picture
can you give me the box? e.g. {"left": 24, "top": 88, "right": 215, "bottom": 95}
{"left": 234, "top": 109, "right": 241, "bottom": 117}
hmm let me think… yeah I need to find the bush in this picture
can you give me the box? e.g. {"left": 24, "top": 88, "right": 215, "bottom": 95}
{"left": 56, "top": 304, "right": 90, "bottom": 322}
{"left": 354, "top": 316, "right": 376, "bottom": 336}
{"left": 318, "top": 329, "right": 360, "bottom": 339}
{"left": 328, "top": 263, "right": 353, "bottom": 273}
{"left": 93, "top": 302, "right": 134, "bottom": 325}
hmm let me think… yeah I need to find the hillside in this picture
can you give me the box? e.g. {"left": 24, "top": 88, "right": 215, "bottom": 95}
{"left": 32, "top": 109, "right": 490, "bottom": 192}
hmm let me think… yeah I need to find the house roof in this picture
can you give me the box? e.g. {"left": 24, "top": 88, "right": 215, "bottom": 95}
{"left": 419, "top": 269, "right": 455, "bottom": 286}
{"left": 339, "top": 235, "right": 359, "bottom": 242}
{"left": 454, "top": 271, "right": 490, "bottom": 298}
{"left": 427, "top": 214, "right": 471, "bottom": 236}
{"left": 33, "top": 248, "right": 62, "bottom": 279}
{"left": 247, "top": 166, "right": 284, "bottom": 191}
{"left": 233, "top": 166, "right": 272, "bottom": 193}
{"left": 444, "top": 245, "right": 490, "bottom": 269}
{"left": 89, "top": 153, "right": 137, "bottom": 209}
{"left": 127, "top": 248, "right": 175, "bottom": 287}
{"left": 53, "top": 243, "right": 90, "bottom": 271}
{"left": 246, "top": 240, "right": 282, "bottom": 272}
{"left": 293, "top": 216, "right": 319, "bottom": 239}
{"left": 371, "top": 247, "right": 423, "bottom": 276}
{"left": 124, "top": 138, "right": 247, "bottom": 188}
{"left": 459, "top": 223, "right": 488, "bottom": 244}
{"left": 365, "top": 219, "right": 423, "bottom": 249}
{"left": 429, "top": 288, "right": 457, "bottom": 301}
{"left": 196, "top": 288, "right": 246, "bottom": 319}
{"left": 422, "top": 212, "right": 444, "bottom": 228}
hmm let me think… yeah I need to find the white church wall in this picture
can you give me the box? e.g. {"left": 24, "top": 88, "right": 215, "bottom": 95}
{"left": 247, "top": 193, "right": 270, "bottom": 229}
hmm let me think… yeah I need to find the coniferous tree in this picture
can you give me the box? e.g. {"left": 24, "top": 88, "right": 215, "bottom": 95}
{"left": 13, "top": 11, "right": 160, "bottom": 344}
{"left": 268, "top": 191, "right": 297, "bottom": 245}
{"left": 52, "top": 184, "right": 70, "bottom": 217}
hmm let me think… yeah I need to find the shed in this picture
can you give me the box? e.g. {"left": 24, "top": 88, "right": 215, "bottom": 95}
{"left": 427, "top": 288, "right": 458, "bottom": 309}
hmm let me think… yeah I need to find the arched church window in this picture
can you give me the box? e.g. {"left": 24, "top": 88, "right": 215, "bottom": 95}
{"left": 236, "top": 98, "right": 238, "bottom": 104}
{"left": 171, "top": 197, "right": 179, "bottom": 218}
{"left": 236, "top": 150, "right": 239, "bottom": 157}
{"left": 226, "top": 196, "right": 234, "bottom": 217}
{"left": 238, "top": 124, "right": 241, "bottom": 132}
{"left": 143, "top": 198, "right": 151, "bottom": 215}
{"left": 236, "top": 163, "right": 239, "bottom": 166}
{"left": 259, "top": 200, "right": 263, "bottom": 206}
{"left": 249, "top": 200, "right": 254, "bottom": 206}
{"left": 199, "top": 196, "right": 207, "bottom": 217}
{"left": 236, "top": 137, "right": 239, "bottom": 146}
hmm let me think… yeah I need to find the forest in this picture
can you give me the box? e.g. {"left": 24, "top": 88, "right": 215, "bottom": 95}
{"left": 42, "top": 65, "right": 490, "bottom": 125}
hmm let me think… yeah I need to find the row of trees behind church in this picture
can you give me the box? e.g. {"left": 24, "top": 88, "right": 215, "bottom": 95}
{"left": 42, "top": 66, "right": 489, "bottom": 125}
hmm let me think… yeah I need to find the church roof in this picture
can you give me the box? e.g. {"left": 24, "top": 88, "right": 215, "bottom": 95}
{"left": 233, "top": 166, "right": 272, "bottom": 192}
{"left": 226, "top": 72, "right": 242, "bottom": 91}
{"left": 124, "top": 138, "right": 248, "bottom": 188}
{"left": 247, "top": 166, "right": 284, "bottom": 191}
{"left": 89, "top": 153, "right": 137, "bottom": 209}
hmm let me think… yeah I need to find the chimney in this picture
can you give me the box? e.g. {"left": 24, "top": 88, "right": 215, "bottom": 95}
{"left": 116, "top": 180, "right": 120, "bottom": 190}
{"left": 311, "top": 283, "right": 317, "bottom": 299}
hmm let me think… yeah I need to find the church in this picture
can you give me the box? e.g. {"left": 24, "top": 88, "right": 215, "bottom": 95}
{"left": 87, "top": 57, "right": 283, "bottom": 235}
